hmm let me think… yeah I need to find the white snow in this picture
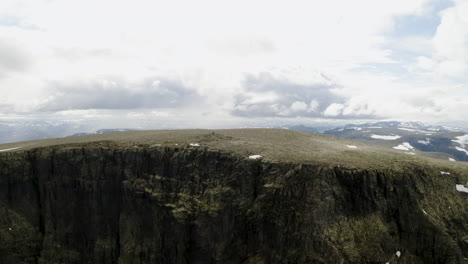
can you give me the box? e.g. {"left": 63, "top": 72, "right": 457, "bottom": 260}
{"left": 8, "top": 227, "right": 12, "bottom": 231}
{"left": 0, "top": 147, "right": 20, "bottom": 152}
{"left": 454, "top": 146, "right": 468, "bottom": 156}
{"left": 347, "top": 145, "right": 358, "bottom": 149}
{"left": 449, "top": 158, "right": 456, "bottom": 162}
{"left": 152, "top": 144, "right": 162, "bottom": 147}
{"left": 422, "top": 209, "right": 428, "bottom": 215}
{"left": 405, "top": 152, "right": 416, "bottom": 155}
{"left": 393, "top": 142, "right": 414, "bottom": 151}
{"left": 398, "top": 128, "right": 433, "bottom": 133}
{"left": 440, "top": 171, "right": 451, "bottom": 175}
{"left": 189, "top": 143, "right": 200, "bottom": 147}
{"left": 455, "top": 184, "right": 468, "bottom": 193}
{"left": 417, "top": 138, "right": 431, "bottom": 145}
{"left": 452, "top": 134, "right": 468, "bottom": 147}
{"left": 249, "top": 155, "right": 262, "bottom": 160}
{"left": 396, "top": 251, "right": 401, "bottom": 258}
{"left": 370, "top": 134, "right": 401, "bottom": 140}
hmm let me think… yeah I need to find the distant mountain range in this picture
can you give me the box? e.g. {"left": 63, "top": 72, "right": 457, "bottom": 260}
{"left": 0, "top": 120, "right": 137, "bottom": 144}
{"left": 0, "top": 120, "right": 90, "bottom": 144}
{"left": 67, "top": 129, "right": 138, "bottom": 137}
{"left": 322, "top": 121, "right": 468, "bottom": 162}
{"left": 330, "top": 121, "right": 464, "bottom": 133}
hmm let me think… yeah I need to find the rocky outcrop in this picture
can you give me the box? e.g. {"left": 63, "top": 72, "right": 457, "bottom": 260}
{"left": 0, "top": 145, "right": 467, "bottom": 263}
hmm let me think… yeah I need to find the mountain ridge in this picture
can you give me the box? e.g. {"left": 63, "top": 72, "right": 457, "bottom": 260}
{"left": 0, "top": 129, "right": 467, "bottom": 263}
{"left": 323, "top": 121, "right": 468, "bottom": 162}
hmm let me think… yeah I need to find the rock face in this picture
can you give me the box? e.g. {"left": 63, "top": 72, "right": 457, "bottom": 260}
{"left": 0, "top": 145, "right": 467, "bottom": 263}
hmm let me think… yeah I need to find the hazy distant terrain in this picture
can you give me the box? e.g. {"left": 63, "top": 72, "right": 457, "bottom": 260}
{"left": 0, "top": 120, "right": 91, "bottom": 144}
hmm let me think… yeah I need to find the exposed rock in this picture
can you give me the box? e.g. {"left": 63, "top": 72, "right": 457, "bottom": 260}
{"left": 0, "top": 131, "right": 467, "bottom": 263}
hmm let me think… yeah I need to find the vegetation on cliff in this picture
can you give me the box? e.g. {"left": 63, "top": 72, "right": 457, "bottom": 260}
{"left": 0, "top": 129, "right": 467, "bottom": 263}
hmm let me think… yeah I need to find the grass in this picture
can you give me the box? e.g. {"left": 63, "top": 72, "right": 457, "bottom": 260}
{"left": 0, "top": 128, "right": 467, "bottom": 173}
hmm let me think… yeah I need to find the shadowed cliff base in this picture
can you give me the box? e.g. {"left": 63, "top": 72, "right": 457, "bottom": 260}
{"left": 0, "top": 129, "right": 467, "bottom": 263}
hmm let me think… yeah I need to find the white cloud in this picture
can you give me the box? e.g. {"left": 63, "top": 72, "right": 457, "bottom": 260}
{"left": 425, "top": 0, "right": 468, "bottom": 77}
{"left": 291, "top": 101, "right": 308, "bottom": 112}
{"left": 415, "top": 56, "right": 436, "bottom": 70}
{"left": 309, "top": 99, "right": 320, "bottom": 112}
{"left": 324, "top": 103, "right": 345, "bottom": 117}
{"left": 1, "top": 0, "right": 466, "bottom": 126}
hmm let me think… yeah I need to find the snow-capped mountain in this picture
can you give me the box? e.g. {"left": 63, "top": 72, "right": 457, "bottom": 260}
{"left": 324, "top": 121, "right": 468, "bottom": 162}
{"left": 337, "top": 121, "right": 463, "bottom": 133}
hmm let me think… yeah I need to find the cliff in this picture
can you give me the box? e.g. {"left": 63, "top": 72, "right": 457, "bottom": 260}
{"left": 0, "top": 129, "right": 467, "bottom": 263}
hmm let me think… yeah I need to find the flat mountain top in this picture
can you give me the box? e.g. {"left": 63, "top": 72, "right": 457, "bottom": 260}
{"left": 0, "top": 128, "right": 467, "bottom": 171}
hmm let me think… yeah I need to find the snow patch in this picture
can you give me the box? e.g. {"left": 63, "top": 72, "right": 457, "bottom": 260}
{"left": 417, "top": 138, "right": 431, "bottom": 145}
{"left": 0, "top": 147, "right": 20, "bottom": 152}
{"left": 455, "top": 184, "right": 468, "bottom": 193}
{"left": 405, "top": 152, "right": 416, "bottom": 155}
{"left": 454, "top": 146, "right": 468, "bottom": 156}
{"left": 449, "top": 158, "right": 456, "bottom": 162}
{"left": 396, "top": 251, "right": 401, "bottom": 258}
{"left": 452, "top": 134, "right": 468, "bottom": 147}
{"left": 346, "top": 145, "right": 358, "bottom": 149}
{"left": 440, "top": 171, "right": 451, "bottom": 175}
{"left": 370, "top": 134, "right": 401, "bottom": 140}
{"left": 393, "top": 142, "right": 414, "bottom": 151}
{"left": 398, "top": 127, "right": 433, "bottom": 133}
{"left": 249, "top": 155, "right": 262, "bottom": 160}
{"left": 190, "top": 143, "right": 200, "bottom": 147}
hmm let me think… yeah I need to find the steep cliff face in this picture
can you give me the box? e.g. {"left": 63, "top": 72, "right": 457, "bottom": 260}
{"left": 0, "top": 144, "right": 467, "bottom": 264}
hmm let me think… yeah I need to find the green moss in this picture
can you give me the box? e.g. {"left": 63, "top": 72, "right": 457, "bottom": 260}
{"left": 0, "top": 205, "right": 41, "bottom": 263}
{"left": 0, "top": 131, "right": 467, "bottom": 263}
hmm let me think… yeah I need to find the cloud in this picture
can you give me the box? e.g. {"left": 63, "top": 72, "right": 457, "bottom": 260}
{"left": 38, "top": 77, "right": 203, "bottom": 112}
{"left": 1, "top": 0, "right": 467, "bottom": 127}
{"left": 323, "top": 98, "right": 377, "bottom": 118}
{"left": 231, "top": 72, "right": 375, "bottom": 119}
{"left": 0, "top": 38, "right": 30, "bottom": 76}
{"left": 408, "top": 0, "right": 468, "bottom": 78}
{"left": 0, "top": 102, "right": 15, "bottom": 115}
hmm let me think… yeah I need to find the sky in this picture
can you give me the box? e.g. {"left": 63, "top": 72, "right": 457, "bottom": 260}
{"left": 1, "top": 0, "right": 468, "bottom": 131}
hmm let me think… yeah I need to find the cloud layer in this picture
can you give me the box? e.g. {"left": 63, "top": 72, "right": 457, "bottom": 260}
{"left": 39, "top": 77, "right": 202, "bottom": 111}
{"left": 0, "top": 0, "right": 467, "bottom": 126}
{"left": 232, "top": 72, "right": 344, "bottom": 118}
